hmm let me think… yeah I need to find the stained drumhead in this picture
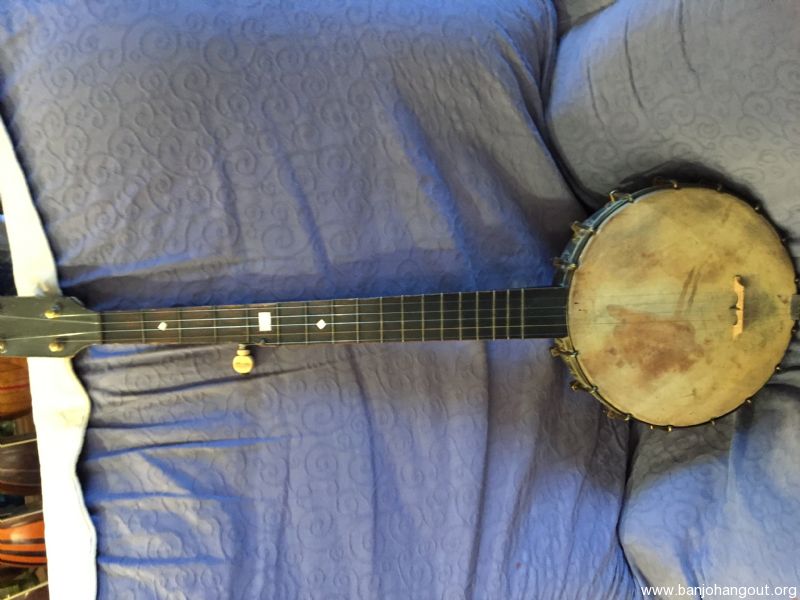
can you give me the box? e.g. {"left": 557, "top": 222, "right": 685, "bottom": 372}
{"left": 567, "top": 187, "right": 796, "bottom": 427}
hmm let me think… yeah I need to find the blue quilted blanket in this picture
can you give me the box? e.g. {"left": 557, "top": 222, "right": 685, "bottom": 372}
{"left": 1, "top": 0, "right": 798, "bottom": 598}
{"left": 0, "top": 1, "right": 635, "bottom": 598}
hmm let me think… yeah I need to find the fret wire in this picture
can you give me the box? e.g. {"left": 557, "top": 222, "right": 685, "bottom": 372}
{"left": 420, "top": 295, "right": 425, "bottom": 342}
{"left": 355, "top": 298, "right": 360, "bottom": 343}
{"left": 139, "top": 310, "right": 146, "bottom": 343}
{"left": 275, "top": 304, "right": 281, "bottom": 345}
{"left": 439, "top": 293, "right": 444, "bottom": 341}
{"left": 178, "top": 307, "right": 183, "bottom": 343}
{"left": 506, "top": 289, "right": 510, "bottom": 340}
{"left": 379, "top": 297, "right": 384, "bottom": 343}
{"left": 304, "top": 302, "right": 310, "bottom": 344}
{"left": 458, "top": 292, "right": 463, "bottom": 341}
{"left": 212, "top": 306, "right": 218, "bottom": 343}
{"left": 474, "top": 290, "right": 479, "bottom": 341}
{"left": 400, "top": 294, "right": 405, "bottom": 343}
{"left": 330, "top": 299, "right": 335, "bottom": 343}
{"left": 521, "top": 288, "right": 526, "bottom": 340}
{"left": 492, "top": 290, "right": 496, "bottom": 340}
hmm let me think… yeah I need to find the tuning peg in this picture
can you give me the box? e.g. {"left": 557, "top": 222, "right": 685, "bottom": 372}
{"left": 232, "top": 345, "right": 254, "bottom": 375}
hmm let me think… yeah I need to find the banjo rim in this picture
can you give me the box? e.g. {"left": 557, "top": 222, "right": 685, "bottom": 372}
{"left": 551, "top": 181, "right": 797, "bottom": 429}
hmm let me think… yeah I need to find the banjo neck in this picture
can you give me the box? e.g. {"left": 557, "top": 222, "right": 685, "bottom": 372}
{"left": 100, "top": 287, "right": 569, "bottom": 346}
{"left": 0, "top": 287, "right": 568, "bottom": 358}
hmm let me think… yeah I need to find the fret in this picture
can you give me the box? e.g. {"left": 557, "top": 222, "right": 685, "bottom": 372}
{"left": 139, "top": 310, "right": 147, "bottom": 343}
{"left": 461, "top": 291, "right": 476, "bottom": 340}
{"left": 250, "top": 306, "right": 264, "bottom": 344}
{"left": 379, "top": 296, "right": 384, "bottom": 343}
{"left": 400, "top": 294, "right": 405, "bottom": 342}
{"left": 382, "top": 296, "right": 402, "bottom": 342}
{"left": 508, "top": 289, "right": 522, "bottom": 339}
{"left": 213, "top": 305, "right": 249, "bottom": 342}
{"left": 139, "top": 308, "right": 181, "bottom": 344}
{"left": 357, "top": 298, "right": 381, "bottom": 342}
{"left": 458, "top": 292, "right": 463, "bottom": 340}
{"left": 178, "top": 307, "right": 183, "bottom": 343}
{"left": 440, "top": 293, "right": 444, "bottom": 341}
{"left": 420, "top": 295, "right": 425, "bottom": 342}
{"left": 101, "top": 310, "right": 145, "bottom": 344}
{"left": 474, "top": 291, "right": 479, "bottom": 340}
{"left": 402, "top": 295, "right": 422, "bottom": 342}
{"left": 505, "top": 289, "right": 510, "bottom": 339}
{"left": 253, "top": 306, "right": 271, "bottom": 344}
{"left": 492, "top": 290, "right": 507, "bottom": 341}
{"left": 441, "top": 293, "right": 461, "bottom": 341}
{"left": 421, "top": 294, "right": 441, "bottom": 342}
{"left": 521, "top": 288, "right": 526, "bottom": 339}
{"left": 276, "top": 302, "right": 305, "bottom": 344}
{"left": 492, "top": 291, "right": 496, "bottom": 340}
{"left": 355, "top": 298, "right": 360, "bottom": 343}
{"left": 306, "top": 300, "right": 332, "bottom": 344}
{"left": 212, "top": 306, "right": 218, "bottom": 343}
{"left": 304, "top": 302, "right": 310, "bottom": 344}
{"left": 179, "top": 307, "right": 214, "bottom": 342}
{"left": 477, "top": 291, "right": 494, "bottom": 340}
{"left": 334, "top": 299, "right": 358, "bottom": 343}
{"left": 330, "top": 299, "right": 335, "bottom": 343}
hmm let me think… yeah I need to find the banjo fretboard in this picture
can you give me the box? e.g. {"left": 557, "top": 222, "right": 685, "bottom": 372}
{"left": 100, "top": 287, "right": 568, "bottom": 346}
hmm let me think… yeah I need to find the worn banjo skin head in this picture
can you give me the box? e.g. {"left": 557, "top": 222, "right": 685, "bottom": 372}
{"left": 566, "top": 186, "right": 796, "bottom": 427}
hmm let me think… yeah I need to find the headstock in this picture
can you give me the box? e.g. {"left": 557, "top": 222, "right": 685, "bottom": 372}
{"left": 0, "top": 297, "right": 99, "bottom": 358}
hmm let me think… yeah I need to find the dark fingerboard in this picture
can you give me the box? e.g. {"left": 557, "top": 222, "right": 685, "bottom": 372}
{"left": 100, "top": 287, "right": 568, "bottom": 346}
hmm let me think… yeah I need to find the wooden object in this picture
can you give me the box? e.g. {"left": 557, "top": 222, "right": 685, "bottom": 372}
{"left": 0, "top": 359, "right": 31, "bottom": 420}
{"left": 0, "top": 504, "right": 46, "bottom": 567}
{"left": 0, "top": 434, "right": 40, "bottom": 496}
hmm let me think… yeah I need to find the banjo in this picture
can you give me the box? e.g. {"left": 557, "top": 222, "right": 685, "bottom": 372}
{"left": 1, "top": 182, "right": 796, "bottom": 429}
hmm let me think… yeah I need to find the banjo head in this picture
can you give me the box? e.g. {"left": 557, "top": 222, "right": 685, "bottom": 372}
{"left": 559, "top": 185, "right": 796, "bottom": 427}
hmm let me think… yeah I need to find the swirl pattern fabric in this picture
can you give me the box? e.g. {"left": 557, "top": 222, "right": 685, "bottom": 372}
{"left": 548, "top": 0, "right": 800, "bottom": 595}
{"left": 0, "top": 1, "right": 636, "bottom": 599}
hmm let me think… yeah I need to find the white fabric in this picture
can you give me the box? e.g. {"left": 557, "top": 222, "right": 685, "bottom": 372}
{"left": 0, "top": 122, "right": 96, "bottom": 597}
